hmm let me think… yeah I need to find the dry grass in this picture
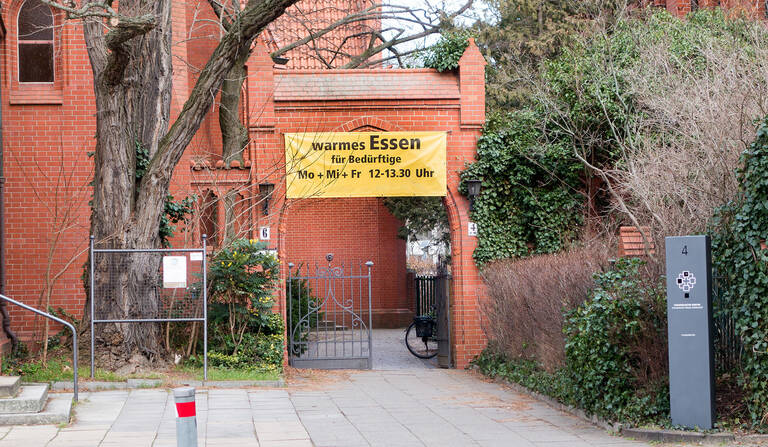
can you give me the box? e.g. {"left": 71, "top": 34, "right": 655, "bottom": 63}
{"left": 480, "top": 243, "right": 611, "bottom": 372}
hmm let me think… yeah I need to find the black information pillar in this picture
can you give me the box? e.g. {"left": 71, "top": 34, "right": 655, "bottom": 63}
{"left": 665, "top": 235, "right": 715, "bottom": 429}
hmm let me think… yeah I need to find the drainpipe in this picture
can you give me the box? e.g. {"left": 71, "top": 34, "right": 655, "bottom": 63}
{"left": 0, "top": 9, "right": 18, "bottom": 350}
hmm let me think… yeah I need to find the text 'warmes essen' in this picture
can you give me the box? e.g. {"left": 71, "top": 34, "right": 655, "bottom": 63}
{"left": 311, "top": 135, "right": 422, "bottom": 151}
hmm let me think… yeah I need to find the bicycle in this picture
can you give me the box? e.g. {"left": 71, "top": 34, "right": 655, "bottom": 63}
{"left": 405, "top": 307, "right": 438, "bottom": 359}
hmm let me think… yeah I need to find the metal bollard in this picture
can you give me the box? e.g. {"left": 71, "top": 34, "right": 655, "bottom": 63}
{"left": 173, "top": 387, "right": 198, "bottom": 447}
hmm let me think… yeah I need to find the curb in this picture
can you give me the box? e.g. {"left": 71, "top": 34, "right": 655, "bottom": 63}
{"left": 621, "top": 427, "right": 734, "bottom": 445}
{"left": 49, "top": 378, "right": 285, "bottom": 391}
{"left": 50, "top": 380, "right": 160, "bottom": 391}
{"left": 177, "top": 380, "right": 285, "bottom": 388}
{"left": 489, "top": 375, "right": 767, "bottom": 445}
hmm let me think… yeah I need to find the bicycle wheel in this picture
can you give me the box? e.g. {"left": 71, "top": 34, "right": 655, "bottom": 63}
{"left": 405, "top": 322, "right": 438, "bottom": 359}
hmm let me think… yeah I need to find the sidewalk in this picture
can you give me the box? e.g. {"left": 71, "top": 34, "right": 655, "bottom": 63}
{"left": 0, "top": 368, "right": 659, "bottom": 447}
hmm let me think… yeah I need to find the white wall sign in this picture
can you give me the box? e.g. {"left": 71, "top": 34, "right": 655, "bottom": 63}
{"left": 260, "top": 226, "right": 271, "bottom": 240}
{"left": 163, "top": 256, "right": 187, "bottom": 288}
{"left": 190, "top": 252, "right": 203, "bottom": 261}
{"left": 468, "top": 222, "right": 478, "bottom": 237}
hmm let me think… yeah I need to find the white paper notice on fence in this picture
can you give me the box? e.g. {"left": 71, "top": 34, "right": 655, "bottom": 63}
{"left": 163, "top": 256, "right": 187, "bottom": 288}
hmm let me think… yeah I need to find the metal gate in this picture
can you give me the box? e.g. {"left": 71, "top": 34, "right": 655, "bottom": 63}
{"left": 412, "top": 272, "right": 451, "bottom": 368}
{"left": 287, "top": 255, "right": 373, "bottom": 369}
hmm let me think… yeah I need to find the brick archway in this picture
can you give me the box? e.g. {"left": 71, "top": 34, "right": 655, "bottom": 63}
{"left": 246, "top": 39, "right": 488, "bottom": 368}
{"left": 334, "top": 116, "right": 404, "bottom": 133}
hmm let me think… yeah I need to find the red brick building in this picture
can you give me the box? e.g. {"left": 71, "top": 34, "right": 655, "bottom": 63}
{"left": 0, "top": 0, "right": 489, "bottom": 368}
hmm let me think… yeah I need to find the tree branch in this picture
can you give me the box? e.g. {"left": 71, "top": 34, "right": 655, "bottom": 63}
{"left": 41, "top": 0, "right": 119, "bottom": 20}
{"left": 43, "top": 2, "right": 157, "bottom": 86}
{"left": 102, "top": 15, "right": 156, "bottom": 86}
{"left": 104, "top": 15, "right": 155, "bottom": 50}
{"left": 140, "top": 0, "right": 299, "bottom": 205}
{"left": 271, "top": 1, "right": 473, "bottom": 68}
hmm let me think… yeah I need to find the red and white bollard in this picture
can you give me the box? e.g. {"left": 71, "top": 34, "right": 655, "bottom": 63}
{"left": 173, "top": 387, "right": 198, "bottom": 447}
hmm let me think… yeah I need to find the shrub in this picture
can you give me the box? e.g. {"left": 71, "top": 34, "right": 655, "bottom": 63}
{"left": 192, "top": 313, "right": 285, "bottom": 373}
{"left": 563, "top": 258, "right": 668, "bottom": 423}
{"left": 480, "top": 244, "right": 609, "bottom": 372}
{"left": 421, "top": 31, "right": 470, "bottom": 72}
{"left": 473, "top": 349, "right": 572, "bottom": 403}
{"left": 207, "top": 239, "right": 279, "bottom": 357}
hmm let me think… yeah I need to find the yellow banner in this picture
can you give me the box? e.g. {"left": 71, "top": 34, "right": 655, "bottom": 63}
{"left": 284, "top": 132, "right": 447, "bottom": 198}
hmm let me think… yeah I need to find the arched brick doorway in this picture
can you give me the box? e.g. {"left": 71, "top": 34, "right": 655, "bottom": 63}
{"left": 247, "top": 40, "right": 488, "bottom": 369}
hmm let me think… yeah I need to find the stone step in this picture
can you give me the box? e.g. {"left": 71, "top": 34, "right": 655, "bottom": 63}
{"left": 0, "top": 385, "right": 48, "bottom": 414}
{"left": 0, "top": 377, "right": 21, "bottom": 398}
{"left": 0, "top": 393, "right": 72, "bottom": 425}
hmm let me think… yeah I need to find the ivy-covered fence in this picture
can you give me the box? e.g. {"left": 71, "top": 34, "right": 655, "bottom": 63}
{"left": 710, "top": 117, "right": 768, "bottom": 426}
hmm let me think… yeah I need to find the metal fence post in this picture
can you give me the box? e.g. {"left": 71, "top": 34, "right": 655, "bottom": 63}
{"left": 202, "top": 234, "right": 207, "bottom": 382}
{"left": 89, "top": 235, "right": 95, "bottom": 379}
{"left": 287, "top": 263, "right": 294, "bottom": 364}
{"left": 366, "top": 261, "right": 373, "bottom": 369}
{"left": 173, "top": 387, "right": 198, "bottom": 447}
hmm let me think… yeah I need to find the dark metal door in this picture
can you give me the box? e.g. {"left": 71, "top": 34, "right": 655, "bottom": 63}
{"left": 287, "top": 256, "right": 373, "bottom": 369}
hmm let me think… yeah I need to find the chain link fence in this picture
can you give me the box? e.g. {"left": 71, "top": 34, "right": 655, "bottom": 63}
{"left": 89, "top": 236, "right": 208, "bottom": 379}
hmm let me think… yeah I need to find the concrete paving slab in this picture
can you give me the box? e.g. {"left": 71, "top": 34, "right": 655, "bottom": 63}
{"left": 0, "top": 365, "right": 664, "bottom": 446}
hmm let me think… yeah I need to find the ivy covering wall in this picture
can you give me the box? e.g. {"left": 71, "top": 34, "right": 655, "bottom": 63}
{"left": 460, "top": 112, "right": 583, "bottom": 264}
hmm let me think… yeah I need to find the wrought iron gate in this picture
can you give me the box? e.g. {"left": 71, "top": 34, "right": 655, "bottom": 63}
{"left": 287, "top": 256, "right": 373, "bottom": 369}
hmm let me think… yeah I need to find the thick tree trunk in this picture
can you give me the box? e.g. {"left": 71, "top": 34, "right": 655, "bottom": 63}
{"left": 88, "top": 1, "right": 173, "bottom": 362}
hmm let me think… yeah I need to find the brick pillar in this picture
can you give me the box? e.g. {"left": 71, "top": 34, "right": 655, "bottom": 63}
{"left": 246, "top": 40, "right": 277, "bottom": 243}
{"left": 458, "top": 38, "right": 486, "bottom": 128}
{"left": 666, "top": 0, "right": 692, "bottom": 16}
{"left": 450, "top": 39, "right": 488, "bottom": 369}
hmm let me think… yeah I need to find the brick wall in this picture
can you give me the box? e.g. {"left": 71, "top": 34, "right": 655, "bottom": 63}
{"left": 648, "top": 0, "right": 767, "bottom": 17}
{"left": 1, "top": 1, "right": 95, "bottom": 344}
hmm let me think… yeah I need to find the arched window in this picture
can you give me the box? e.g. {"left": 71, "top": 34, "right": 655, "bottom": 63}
{"left": 17, "top": 0, "right": 54, "bottom": 83}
